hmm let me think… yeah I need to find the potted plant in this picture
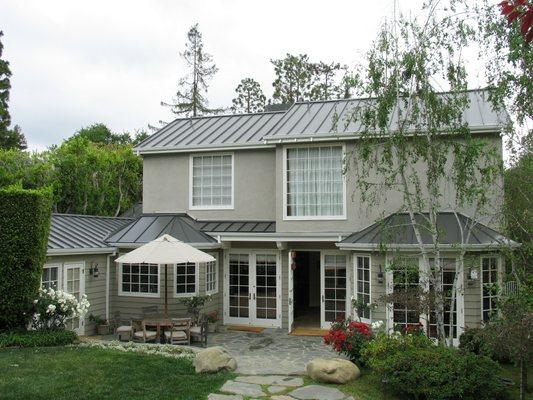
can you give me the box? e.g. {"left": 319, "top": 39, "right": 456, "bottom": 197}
{"left": 178, "top": 295, "right": 212, "bottom": 325}
{"left": 205, "top": 310, "right": 219, "bottom": 333}
{"left": 89, "top": 314, "right": 109, "bottom": 335}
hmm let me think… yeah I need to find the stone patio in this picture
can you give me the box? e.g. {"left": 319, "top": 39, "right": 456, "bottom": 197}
{"left": 206, "top": 329, "right": 344, "bottom": 375}
{"left": 208, "top": 375, "right": 354, "bottom": 400}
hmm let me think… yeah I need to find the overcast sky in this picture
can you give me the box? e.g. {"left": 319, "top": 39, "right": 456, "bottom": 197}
{"left": 2, "top": 0, "right": 467, "bottom": 151}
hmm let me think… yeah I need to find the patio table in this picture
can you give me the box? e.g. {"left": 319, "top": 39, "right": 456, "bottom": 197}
{"left": 143, "top": 317, "right": 173, "bottom": 344}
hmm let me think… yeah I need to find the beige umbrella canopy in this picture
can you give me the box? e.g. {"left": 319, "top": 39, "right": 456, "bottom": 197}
{"left": 115, "top": 234, "right": 215, "bottom": 318}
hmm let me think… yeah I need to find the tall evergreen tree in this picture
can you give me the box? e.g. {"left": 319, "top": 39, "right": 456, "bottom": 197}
{"left": 162, "top": 24, "right": 221, "bottom": 117}
{"left": 0, "top": 31, "right": 26, "bottom": 150}
{"left": 231, "top": 78, "right": 266, "bottom": 113}
{"left": 271, "top": 54, "right": 313, "bottom": 104}
{"left": 309, "top": 61, "right": 343, "bottom": 101}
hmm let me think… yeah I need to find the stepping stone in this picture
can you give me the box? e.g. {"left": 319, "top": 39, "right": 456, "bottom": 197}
{"left": 235, "top": 375, "right": 304, "bottom": 387}
{"left": 289, "top": 384, "right": 346, "bottom": 400}
{"left": 268, "top": 385, "right": 288, "bottom": 394}
{"left": 272, "top": 396, "right": 296, "bottom": 400}
{"left": 208, "top": 395, "right": 243, "bottom": 400}
{"left": 220, "top": 380, "right": 266, "bottom": 397}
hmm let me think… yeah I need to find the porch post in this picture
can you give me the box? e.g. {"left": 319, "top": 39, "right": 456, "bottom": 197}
{"left": 164, "top": 263, "right": 168, "bottom": 319}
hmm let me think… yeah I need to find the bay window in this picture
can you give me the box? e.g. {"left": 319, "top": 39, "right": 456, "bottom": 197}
{"left": 205, "top": 260, "right": 218, "bottom": 295}
{"left": 190, "top": 154, "right": 233, "bottom": 209}
{"left": 285, "top": 146, "right": 345, "bottom": 219}
{"left": 175, "top": 262, "right": 198, "bottom": 296}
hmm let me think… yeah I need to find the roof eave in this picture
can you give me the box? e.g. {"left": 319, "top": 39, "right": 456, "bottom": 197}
{"left": 335, "top": 242, "right": 520, "bottom": 251}
{"left": 134, "top": 143, "right": 275, "bottom": 155}
{"left": 109, "top": 242, "right": 222, "bottom": 250}
{"left": 47, "top": 247, "right": 118, "bottom": 256}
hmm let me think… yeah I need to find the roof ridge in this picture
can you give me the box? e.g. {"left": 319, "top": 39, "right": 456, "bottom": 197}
{"left": 52, "top": 213, "right": 133, "bottom": 220}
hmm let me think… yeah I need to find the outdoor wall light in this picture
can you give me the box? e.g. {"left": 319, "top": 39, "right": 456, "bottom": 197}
{"left": 467, "top": 267, "right": 479, "bottom": 286}
{"left": 89, "top": 262, "right": 99, "bottom": 278}
{"left": 377, "top": 264, "right": 384, "bottom": 284}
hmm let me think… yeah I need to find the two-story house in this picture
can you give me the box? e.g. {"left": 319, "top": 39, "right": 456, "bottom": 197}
{"left": 43, "top": 89, "right": 517, "bottom": 340}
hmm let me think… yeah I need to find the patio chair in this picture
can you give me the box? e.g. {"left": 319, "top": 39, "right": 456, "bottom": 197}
{"left": 132, "top": 319, "right": 157, "bottom": 343}
{"left": 112, "top": 311, "right": 134, "bottom": 341}
{"left": 164, "top": 318, "right": 191, "bottom": 345}
{"left": 190, "top": 314, "right": 208, "bottom": 347}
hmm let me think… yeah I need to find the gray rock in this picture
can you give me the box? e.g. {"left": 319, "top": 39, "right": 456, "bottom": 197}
{"left": 207, "top": 395, "right": 243, "bottom": 400}
{"left": 307, "top": 358, "right": 360, "bottom": 384}
{"left": 272, "top": 396, "right": 296, "bottom": 400}
{"left": 194, "top": 346, "right": 237, "bottom": 373}
{"left": 289, "top": 384, "right": 346, "bottom": 400}
{"left": 235, "top": 375, "right": 304, "bottom": 387}
{"left": 220, "top": 380, "right": 266, "bottom": 397}
{"left": 268, "top": 385, "right": 288, "bottom": 394}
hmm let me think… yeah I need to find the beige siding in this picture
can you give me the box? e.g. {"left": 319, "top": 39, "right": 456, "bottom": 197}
{"left": 45, "top": 253, "right": 109, "bottom": 335}
{"left": 109, "top": 249, "right": 224, "bottom": 323}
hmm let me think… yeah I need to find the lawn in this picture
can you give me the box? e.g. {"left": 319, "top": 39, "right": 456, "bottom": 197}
{"left": 0, "top": 346, "right": 234, "bottom": 400}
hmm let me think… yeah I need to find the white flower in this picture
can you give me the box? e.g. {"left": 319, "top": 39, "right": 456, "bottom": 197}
{"left": 371, "top": 320, "right": 384, "bottom": 330}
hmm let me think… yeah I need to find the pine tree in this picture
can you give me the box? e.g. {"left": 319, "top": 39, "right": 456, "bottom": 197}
{"left": 0, "top": 31, "right": 26, "bottom": 150}
{"left": 162, "top": 24, "right": 221, "bottom": 117}
{"left": 309, "top": 61, "right": 343, "bottom": 101}
{"left": 231, "top": 78, "right": 266, "bottom": 113}
{"left": 271, "top": 54, "right": 313, "bottom": 104}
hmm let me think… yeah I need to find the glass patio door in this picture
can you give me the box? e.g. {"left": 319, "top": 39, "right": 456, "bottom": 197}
{"left": 63, "top": 263, "right": 85, "bottom": 334}
{"left": 321, "top": 253, "right": 347, "bottom": 329}
{"left": 226, "top": 252, "right": 281, "bottom": 328}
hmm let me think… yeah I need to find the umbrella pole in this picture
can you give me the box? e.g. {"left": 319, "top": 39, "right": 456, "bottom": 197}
{"left": 164, "top": 264, "right": 168, "bottom": 319}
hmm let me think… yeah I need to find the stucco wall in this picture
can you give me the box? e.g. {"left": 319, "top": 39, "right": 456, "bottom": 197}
{"left": 275, "top": 135, "right": 504, "bottom": 233}
{"left": 142, "top": 149, "right": 276, "bottom": 220}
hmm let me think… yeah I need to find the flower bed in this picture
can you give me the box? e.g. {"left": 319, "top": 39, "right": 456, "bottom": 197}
{"left": 79, "top": 340, "right": 196, "bottom": 360}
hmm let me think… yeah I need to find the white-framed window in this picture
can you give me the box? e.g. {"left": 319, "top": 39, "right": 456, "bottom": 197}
{"left": 175, "top": 262, "right": 199, "bottom": 297}
{"left": 190, "top": 154, "right": 234, "bottom": 209}
{"left": 391, "top": 258, "right": 420, "bottom": 332}
{"left": 119, "top": 263, "right": 159, "bottom": 297}
{"left": 355, "top": 255, "right": 371, "bottom": 321}
{"left": 284, "top": 145, "right": 345, "bottom": 219}
{"left": 206, "top": 260, "right": 218, "bottom": 295}
{"left": 481, "top": 256, "right": 499, "bottom": 323}
{"left": 42, "top": 264, "right": 60, "bottom": 290}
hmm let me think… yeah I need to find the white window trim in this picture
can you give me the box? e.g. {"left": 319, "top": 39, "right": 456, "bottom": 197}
{"left": 282, "top": 143, "right": 347, "bottom": 221}
{"left": 118, "top": 263, "right": 161, "bottom": 298}
{"left": 206, "top": 253, "right": 219, "bottom": 296}
{"left": 354, "top": 254, "right": 372, "bottom": 323}
{"left": 42, "top": 263, "right": 62, "bottom": 289}
{"left": 189, "top": 152, "right": 235, "bottom": 210}
{"left": 480, "top": 254, "right": 501, "bottom": 323}
{"left": 173, "top": 262, "right": 200, "bottom": 298}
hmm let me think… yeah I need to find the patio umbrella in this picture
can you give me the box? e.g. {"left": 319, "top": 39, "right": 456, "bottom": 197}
{"left": 115, "top": 234, "right": 215, "bottom": 318}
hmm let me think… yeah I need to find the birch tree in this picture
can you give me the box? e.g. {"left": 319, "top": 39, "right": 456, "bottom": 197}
{"left": 343, "top": 2, "right": 504, "bottom": 345}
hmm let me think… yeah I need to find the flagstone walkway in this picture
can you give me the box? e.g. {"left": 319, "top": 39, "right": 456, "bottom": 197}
{"left": 206, "top": 329, "right": 344, "bottom": 375}
{"left": 208, "top": 375, "right": 354, "bottom": 400}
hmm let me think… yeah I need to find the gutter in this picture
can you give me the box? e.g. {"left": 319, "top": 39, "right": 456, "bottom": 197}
{"left": 135, "top": 144, "right": 275, "bottom": 155}
{"left": 107, "top": 242, "right": 222, "bottom": 250}
{"left": 208, "top": 232, "right": 348, "bottom": 242}
{"left": 335, "top": 242, "right": 521, "bottom": 251}
{"left": 46, "top": 247, "right": 118, "bottom": 256}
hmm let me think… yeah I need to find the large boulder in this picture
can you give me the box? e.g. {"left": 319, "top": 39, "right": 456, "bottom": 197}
{"left": 194, "top": 346, "right": 237, "bottom": 373}
{"left": 306, "top": 358, "right": 360, "bottom": 384}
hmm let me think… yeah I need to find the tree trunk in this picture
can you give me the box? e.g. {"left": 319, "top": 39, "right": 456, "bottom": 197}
{"left": 520, "top": 356, "right": 528, "bottom": 400}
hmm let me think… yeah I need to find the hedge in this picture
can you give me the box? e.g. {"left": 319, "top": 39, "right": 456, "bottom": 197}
{"left": 0, "top": 329, "right": 78, "bottom": 348}
{"left": 0, "top": 186, "right": 52, "bottom": 330}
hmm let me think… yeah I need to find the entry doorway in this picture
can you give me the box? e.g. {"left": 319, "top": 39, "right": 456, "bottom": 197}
{"left": 292, "top": 251, "right": 321, "bottom": 328}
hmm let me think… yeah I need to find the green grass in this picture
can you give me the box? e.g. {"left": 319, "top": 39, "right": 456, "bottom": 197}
{"left": 0, "top": 346, "right": 234, "bottom": 400}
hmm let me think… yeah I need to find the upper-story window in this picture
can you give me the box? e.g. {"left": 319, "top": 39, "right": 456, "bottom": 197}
{"left": 284, "top": 145, "right": 345, "bottom": 219}
{"left": 190, "top": 154, "right": 233, "bottom": 209}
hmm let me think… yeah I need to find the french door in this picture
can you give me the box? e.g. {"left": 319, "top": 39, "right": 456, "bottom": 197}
{"left": 63, "top": 263, "right": 85, "bottom": 335}
{"left": 321, "top": 253, "right": 348, "bottom": 329}
{"left": 225, "top": 251, "right": 281, "bottom": 328}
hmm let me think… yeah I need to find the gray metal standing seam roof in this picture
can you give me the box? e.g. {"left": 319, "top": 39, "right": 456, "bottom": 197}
{"left": 105, "top": 214, "right": 218, "bottom": 245}
{"left": 264, "top": 90, "right": 508, "bottom": 140}
{"left": 195, "top": 220, "right": 276, "bottom": 233}
{"left": 340, "top": 212, "right": 518, "bottom": 247}
{"left": 134, "top": 90, "right": 507, "bottom": 153}
{"left": 48, "top": 214, "right": 133, "bottom": 252}
{"left": 134, "top": 111, "right": 285, "bottom": 153}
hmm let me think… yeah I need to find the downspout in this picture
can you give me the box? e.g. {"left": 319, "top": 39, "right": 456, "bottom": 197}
{"left": 106, "top": 250, "right": 117, "bottom": 322}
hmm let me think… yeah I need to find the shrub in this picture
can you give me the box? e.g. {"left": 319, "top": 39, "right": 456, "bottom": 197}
{"left": 459, "top": 327, "right": 492, "bottom": 356}
{"left": 0, "top": 329, "right": 78, "bottom": 348}
{"left": 377, "top": 346, "right": 506, "bottom": 400}
{"left": 31, "top": 288, "right": 90, "bottom": 330}
{"left": 0, "top": 186, "right": 52, "bottom": 330}
{"left": 323, "top": 318, "right": 372, "bottom": 364}
{"left": 362, "top": 331, "right": 434, "bottom": 371}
